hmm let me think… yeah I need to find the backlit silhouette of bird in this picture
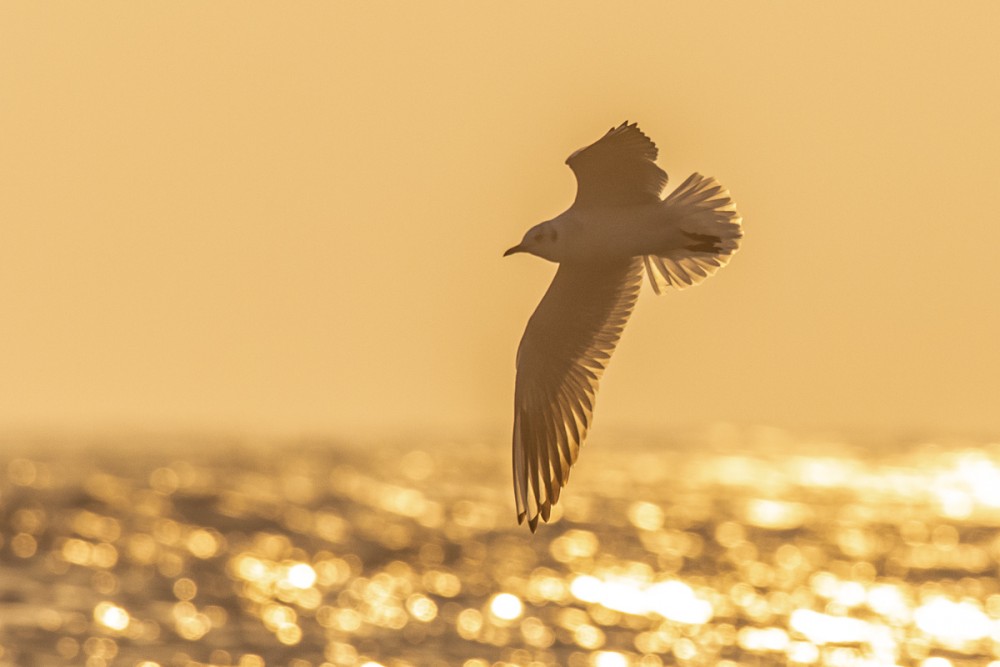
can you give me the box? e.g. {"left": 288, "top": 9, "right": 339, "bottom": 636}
{"left": 504, "top": 121, "right": 742, "bottom": 531}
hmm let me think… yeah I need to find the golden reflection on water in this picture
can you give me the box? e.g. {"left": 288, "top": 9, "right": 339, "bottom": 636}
{"left": 2, "top": 433, "right": 1000, "bottom": 666}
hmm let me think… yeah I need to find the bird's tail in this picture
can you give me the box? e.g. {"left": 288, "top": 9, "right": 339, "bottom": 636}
{"left": 644, "top": 173, "right": 742, "bottom": 294}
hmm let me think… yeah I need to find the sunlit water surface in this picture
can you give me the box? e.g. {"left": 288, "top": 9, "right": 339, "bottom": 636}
{"left": 2, "top": 429, "right": 1000, "bottom": 667}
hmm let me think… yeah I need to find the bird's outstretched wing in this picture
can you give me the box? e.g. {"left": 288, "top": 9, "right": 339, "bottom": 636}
{"left": 513, "top": 257, "right": 644, "bottom": 531}
{"left": 566, "top": 121, "right": 668, "bottom": 208}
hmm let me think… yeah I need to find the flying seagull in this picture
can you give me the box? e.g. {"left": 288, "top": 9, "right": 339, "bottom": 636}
{"left": 504, "top": 121, "right": 742, "bottom": 531}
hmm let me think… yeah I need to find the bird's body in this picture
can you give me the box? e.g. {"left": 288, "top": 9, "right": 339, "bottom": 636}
{"left": 538, "top": 202, "right": 699, "bottom": 263}
{"left": 505, "top": 122, "right": 742, "bottom": 531}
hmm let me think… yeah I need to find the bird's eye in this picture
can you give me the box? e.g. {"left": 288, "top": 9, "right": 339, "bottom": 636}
{"left": 534, "top": 233, "right": 544, "bottom": 242}
{"left": 550, "top": 229, "right": 558, "bottom": 242}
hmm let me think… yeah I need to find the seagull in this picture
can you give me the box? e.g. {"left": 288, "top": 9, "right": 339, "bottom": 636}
{"left": 504, "top": 121, "right": 742, "bottom": 531}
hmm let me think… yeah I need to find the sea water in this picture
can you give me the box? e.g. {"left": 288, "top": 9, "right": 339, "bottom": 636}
{"left": 1, "top": 429, "right": 999, "bottom": 667}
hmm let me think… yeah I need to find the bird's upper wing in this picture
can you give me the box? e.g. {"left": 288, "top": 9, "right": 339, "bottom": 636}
{"left": 513, "top": 257, "right": 644, "bottom": 531}
{"left": 566, "top": 121, "right": 668, "bottom": 208}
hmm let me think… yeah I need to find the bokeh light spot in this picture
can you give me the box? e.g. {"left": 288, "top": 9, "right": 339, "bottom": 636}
{"left": 490, "top": 593, "right": 523, "bottom": 621}
{"left": 94, "top": 602, "right": 130, "bottom": 632}
{"left": 286, "top": 563, "right": 317, "bottom": 589}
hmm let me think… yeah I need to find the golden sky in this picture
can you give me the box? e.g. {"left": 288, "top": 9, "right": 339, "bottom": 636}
{"left": 2, "top": 2, "right": 999, "bottom": 439}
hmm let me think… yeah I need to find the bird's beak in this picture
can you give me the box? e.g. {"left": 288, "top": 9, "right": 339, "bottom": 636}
{"left": 503, "top": 244, "right": 525, "bottom": 257}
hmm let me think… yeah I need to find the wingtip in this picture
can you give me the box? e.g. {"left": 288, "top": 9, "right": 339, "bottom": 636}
{"left": 518, "top": 507, "right": 547, "bottom": 532}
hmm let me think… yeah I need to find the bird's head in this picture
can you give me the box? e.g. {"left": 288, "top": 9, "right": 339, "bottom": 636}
{"left": 504, "top": 221, "right": 561, "bottom": 262}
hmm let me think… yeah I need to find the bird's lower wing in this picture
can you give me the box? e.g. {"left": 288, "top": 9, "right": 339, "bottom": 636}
{"left": 513, "top": 257, "right": 643, "bottom": 531}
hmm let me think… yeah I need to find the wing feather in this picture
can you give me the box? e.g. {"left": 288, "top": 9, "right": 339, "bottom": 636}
{"left": 512, "top": 257, "right": 644, "bottom": 531}
{"left": 567, "top": 121, "right": 668, "bottom": 208}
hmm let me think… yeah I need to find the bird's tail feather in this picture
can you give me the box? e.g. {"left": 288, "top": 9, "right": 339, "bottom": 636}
{"left": 645, "top": 173, "right": 742, "bottom": 294}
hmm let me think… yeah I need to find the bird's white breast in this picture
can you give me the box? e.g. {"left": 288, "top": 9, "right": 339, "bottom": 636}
{"left": 555, "top": 203, "right": 674, "bottom": 263}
